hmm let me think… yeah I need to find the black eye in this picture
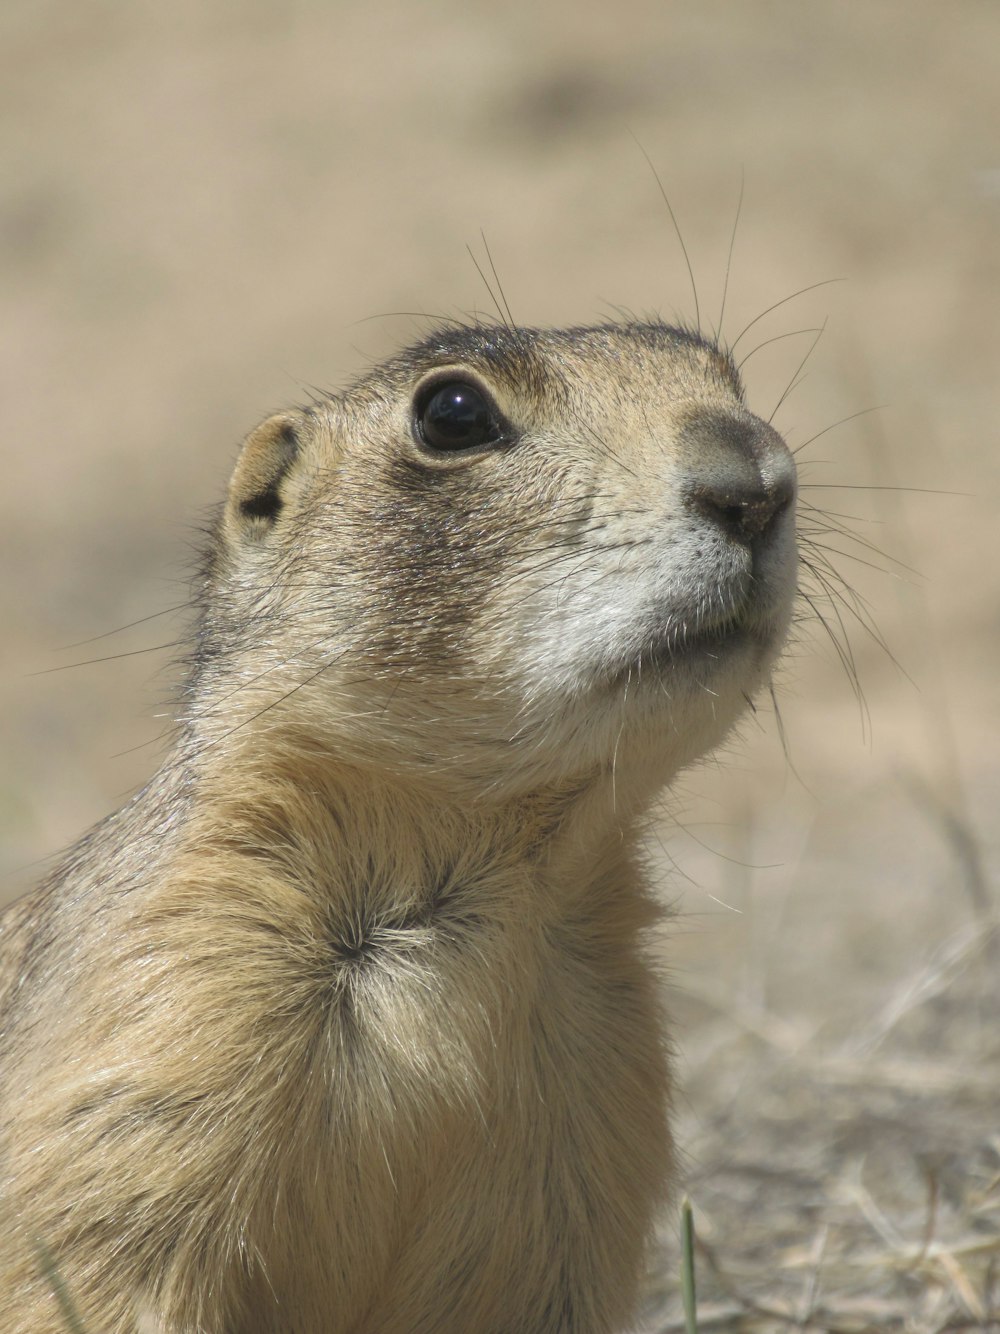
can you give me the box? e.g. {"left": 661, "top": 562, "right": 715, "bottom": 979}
{"left": 416, "top": 380, "right": 503, "bottom": 453}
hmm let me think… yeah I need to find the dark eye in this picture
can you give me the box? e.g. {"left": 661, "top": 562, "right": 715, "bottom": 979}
{"left": 416, "top": 380, "right": 503, "bottom": 453}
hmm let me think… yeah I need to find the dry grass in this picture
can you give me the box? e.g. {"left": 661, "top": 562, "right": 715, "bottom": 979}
{"left": 646, "top": 838, "right": 1000, "bottom": 1332}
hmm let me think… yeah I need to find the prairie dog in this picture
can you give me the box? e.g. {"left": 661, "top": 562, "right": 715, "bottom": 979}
{"left": 0, "top": 320, "right": 797, "bottom": 1332}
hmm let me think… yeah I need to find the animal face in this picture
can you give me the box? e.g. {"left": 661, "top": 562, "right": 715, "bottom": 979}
{"left": 213, "top": 322, "right": 796, "bottom": 797}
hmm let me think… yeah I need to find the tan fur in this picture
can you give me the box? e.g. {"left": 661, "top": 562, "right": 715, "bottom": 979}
{"left": 0, "top": 321, "right": 797, "bottom": 1332}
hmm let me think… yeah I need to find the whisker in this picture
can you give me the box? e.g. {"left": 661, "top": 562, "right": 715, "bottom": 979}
{"left": 715, "top": 168, "right": 745, "bottom": 340}
{"left": 56, "top": 603, "right": 193, "bottom": 650}
{"left": 791, "top": 406, "right": 886, "bottom": 455}
{"left": 768, "top": 681, "right": 811, "bottom": 790}
{"left": 798, "top": 508, "right": 920, "bottom": 573}
{"left": 466, "top": 244, "right": 510, "bottom": 331}
{"left": 192, "top": 629, "right": 351, "bottom": 722}
{"left": 801, "top": 555, "right": 911, "bottom": 683}
{"left": 796, "top": 586, "right": 868, "bottom": 732}
{"left": 802, "top": 534, "right": 917, "bottom": 581}
{"left": 798, "top": 483, "right": 970, "bottom": 496}
{"left": 349, "top": 309, "right": 463, "bottom": 330}
{"left": 480, "top": 231, "right": 515, "bottom": 329}
{"left": 30, "top": 642, "right": 184, "bottom": 676}
{"left": 769, "top": 319, "right": 827, "bottom": 424}
{"left": 577, "top": 416, "right": 645, "bottom": 485}
{"left": 737, "top": 327, "right": 824, "bottom": 372}
{"left": 728, "top": 278, "right": 842, "bottom": 356}
{"left": 630, "top": 134, "right": 701, "bottom": 333}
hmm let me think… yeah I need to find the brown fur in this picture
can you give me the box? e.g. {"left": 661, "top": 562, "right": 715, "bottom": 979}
{"left": 0, "top": 321, "right": 797, "bottom": 1332}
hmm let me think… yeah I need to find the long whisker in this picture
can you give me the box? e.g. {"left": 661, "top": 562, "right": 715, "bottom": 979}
{"left": 800, "top": 528, "right": 918, "bottom": 580}
{"left": 56, "top": 603, "right": 193, "bottom": 650}
{"left": 796, "top": 586, "right": 868, "bottom": 730}
{"left": 800, "top": 553, "right": 904, "bottom": 675}
{"left": 30, "top": 641, "right": 184, "bottom": 676}
{"left": 480, "top": 231, "right": 515, "bottom": 329}
{"left": 715, "top": 168, "right": 745, "bottom": 340}
{"left": 791, "top": 406, "right": 886, "bottom": 455}
{"left": 728, "top": 278, "right": 842, "bottom": 356}
{"left": 465, "top": 244, "right": 510, "bottom": 331}
{"left": 737, "top": 327, "right": 824, "bottom": 372}
{"left": 189, "top": 649, "right": 353, "bottom": 759}
{"left": 630, "top": 134, "right": 701, "bottom": 333}
{"left": 769, "top": 319, "right": 827, "bottom": 423}
{"left": 799, "top": 483, "right": 970, "bottom": 496}
{"left": 801, "top": 537, "right": 904, "bottom": 586}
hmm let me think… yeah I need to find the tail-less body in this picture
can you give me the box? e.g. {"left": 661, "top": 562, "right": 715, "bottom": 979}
{"left": 0, "top": 321, "right": 797, "bottom": 1332}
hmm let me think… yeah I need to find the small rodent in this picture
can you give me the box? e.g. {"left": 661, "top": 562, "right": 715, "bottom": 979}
{"left": 0, "top": 319, "right": 797, "bottom": 1333}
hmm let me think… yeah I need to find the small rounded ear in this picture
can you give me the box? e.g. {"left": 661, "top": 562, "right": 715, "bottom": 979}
{"left": 224, "top": 412, "right": 305, "bottom": 541}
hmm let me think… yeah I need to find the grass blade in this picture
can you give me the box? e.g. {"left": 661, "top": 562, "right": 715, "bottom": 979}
{"left": 680, "top": 1196, "right": 699, "bottom": 1334}
{"left": 33, "top": 1238, "right": 89, "bottom": 1334}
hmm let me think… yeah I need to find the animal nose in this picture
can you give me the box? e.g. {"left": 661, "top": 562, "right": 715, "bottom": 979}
{"left": 680, "top": 409, "right": 796, "bottom": 545}
{"left": 687, "top": 472, "right": 794, "bottom": 542}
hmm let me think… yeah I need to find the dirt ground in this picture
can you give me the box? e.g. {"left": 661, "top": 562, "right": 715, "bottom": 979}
{"left": 2, "top": 2, "right": 998, "bottom": 1329}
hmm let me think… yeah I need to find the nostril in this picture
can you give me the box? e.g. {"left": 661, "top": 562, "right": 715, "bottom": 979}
{"left": 688, "top": 477, "right": 793, "bottom": 543}
{"left": 718, "top": 501, "right": 749, "bottom": 534}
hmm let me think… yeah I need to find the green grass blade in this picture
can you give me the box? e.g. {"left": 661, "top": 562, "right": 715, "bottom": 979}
{"left": 32, "top": 1238, "right": 89, "bottom": 1334}
{"left": 680, "top": 1195, "right": 699, "bottom": 1334}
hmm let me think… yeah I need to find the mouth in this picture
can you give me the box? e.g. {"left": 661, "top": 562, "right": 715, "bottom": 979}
{"left": 603, "top": 600, "right": 782, "bottom": 690}
{"left": 646, "top": 619, "right": 749, "bottom": 676}
{"left": 649, "top": 600, "right": 753, "bottom": 657}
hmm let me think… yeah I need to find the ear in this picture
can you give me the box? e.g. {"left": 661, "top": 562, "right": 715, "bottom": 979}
{"left": 223, "top": 411, "right": 306, "bottom": 542}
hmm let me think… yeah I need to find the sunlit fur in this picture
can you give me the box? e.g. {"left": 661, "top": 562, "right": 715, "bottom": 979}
{"left": 0, "top": 321, "right": 797, "bottom": 1332}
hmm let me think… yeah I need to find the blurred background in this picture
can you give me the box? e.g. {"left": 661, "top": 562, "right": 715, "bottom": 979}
{"left": 2, "top": 2, "right": 998, "bottom": 1326}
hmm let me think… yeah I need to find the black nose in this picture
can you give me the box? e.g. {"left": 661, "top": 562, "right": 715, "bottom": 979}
{"left": 681, "top": 409, "right": 795, "bottom": 545}
{"left": 687, "top": 473, "right": 794, "bottom": 542}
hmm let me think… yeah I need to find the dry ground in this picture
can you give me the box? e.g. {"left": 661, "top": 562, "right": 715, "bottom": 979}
{"left": 2, "top": 3, "right": 998, "bottom": 1329}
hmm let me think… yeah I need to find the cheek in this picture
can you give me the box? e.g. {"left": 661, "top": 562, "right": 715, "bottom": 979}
{"left": 509, "top": 597, "right": 643, "bottom": 697}
{"left": 474, "top": 525, "right": 736, "bottom": 697}
{"left": 459, "top": 521, "right": 787, "bottom": 781}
